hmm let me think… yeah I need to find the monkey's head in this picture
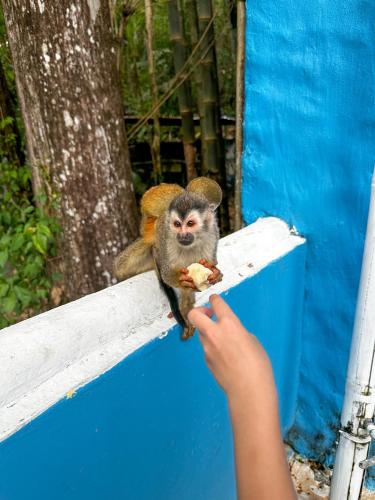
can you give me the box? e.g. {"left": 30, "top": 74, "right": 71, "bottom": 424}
{"left": 168, "top": 192, "right": 217, "bottom": 248}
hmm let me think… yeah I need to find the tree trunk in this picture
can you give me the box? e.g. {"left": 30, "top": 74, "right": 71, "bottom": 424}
{"left": 197, "top": 0, "right": 228, "bottom": 231}
{"left": 144, "top": 0, "right": 162, "bottom": 182}
{"left": 234, "top": 0, "right": 245, "bottom": 231}
{"left": 167, "top": 0, "right": 197, "bottom": 182}
{"left": 2, "top": 0, "right": 139, "bottom": 301}
{"left": 185, "top": 0, "right": 205, "bottom": 174}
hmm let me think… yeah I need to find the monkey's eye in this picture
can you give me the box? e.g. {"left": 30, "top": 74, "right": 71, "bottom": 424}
{"left": 187, "top": 220, "right": 195, "bottom": 227}
{"left": 174, "top": 220, "right": 182, "bottom": 228}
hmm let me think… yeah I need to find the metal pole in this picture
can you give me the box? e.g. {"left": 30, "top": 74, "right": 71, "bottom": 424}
{"left": 330, "top": 167, "right": 375, "bottom": 499}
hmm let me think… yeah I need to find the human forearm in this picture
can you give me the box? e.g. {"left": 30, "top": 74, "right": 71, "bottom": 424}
{"left": 228, "top": 384, "right": 296, "bottom": 500}
{"left": 188, "top": 295, "right": 297, "bottom": 500}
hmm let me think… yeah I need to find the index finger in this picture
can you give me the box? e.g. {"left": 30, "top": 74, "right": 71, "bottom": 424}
{"left": 209, "top": 294, "right": 237, "bottom": 321}
{"left": 188, "top": 307, "right": 214, "bottom": 335}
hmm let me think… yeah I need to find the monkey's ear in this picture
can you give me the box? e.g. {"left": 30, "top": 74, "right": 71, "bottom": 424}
{"left": 186, "top": 177, "right": 222, "bottom": 210}
{"left": 141, "top": 183, "right": 184, "bottom": 217}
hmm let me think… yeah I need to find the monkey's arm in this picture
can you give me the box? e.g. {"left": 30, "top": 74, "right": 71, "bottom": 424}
{"left": 113, "top": 238, "right": 155, "bottom": 281}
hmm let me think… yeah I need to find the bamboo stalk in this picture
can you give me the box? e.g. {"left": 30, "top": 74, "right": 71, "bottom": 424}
{"left": 197, "top": 0, "right": 228, "bottom": 231}
{"left": 234, "top": 0, "right": 245, "bottom": 230}
{"left": 144, "top": 0, "right": 162, "bottom": 181}
{"left": 167, "top": 0, "right": 197, "bottom": 182}
{"left": 185, "top": 0, "right": 205, "bottom": 173}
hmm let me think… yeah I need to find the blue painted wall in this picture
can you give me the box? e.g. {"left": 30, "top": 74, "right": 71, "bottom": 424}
{"left": 0, "top": 245, "right": 306, "bottom": 500}
{"left": 243, "top": 0, "right": 375, "bottom": 464}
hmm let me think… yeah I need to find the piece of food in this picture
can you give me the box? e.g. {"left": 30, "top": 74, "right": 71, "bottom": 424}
{"left": 186, "top": 262, "right": 213, "bottom": 291}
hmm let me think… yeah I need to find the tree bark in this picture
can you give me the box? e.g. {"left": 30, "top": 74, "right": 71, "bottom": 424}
{"left": 2, "top": 0, "right": 139, "bottom": 300}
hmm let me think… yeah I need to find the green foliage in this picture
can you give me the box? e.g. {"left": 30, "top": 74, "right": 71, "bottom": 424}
{"left": 0, "top": 118, "right": 60, "bottom": 329}
{"left": 122, "top": 0, "right": 178, "bottom": 141}
{"left": 0, "top": 8, "right": 16, "bottom": 91}
{"left": 213, "top": 0, "right": 236, "bottom": 114}
{"left": 121, "top": 0, "right": 235, "bottom": 142}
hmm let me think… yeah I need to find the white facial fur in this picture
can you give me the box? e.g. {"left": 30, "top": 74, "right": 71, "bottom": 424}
{"left": 169, "top": 209, "right": 207, "bottom": 237}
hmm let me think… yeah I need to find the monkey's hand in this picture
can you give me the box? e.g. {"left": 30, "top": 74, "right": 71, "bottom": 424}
{"left": 199, "top": 259, "right": 223, "bottom": 285}
{"left": 179, "top": 268, "right": 198, "bottom": 290}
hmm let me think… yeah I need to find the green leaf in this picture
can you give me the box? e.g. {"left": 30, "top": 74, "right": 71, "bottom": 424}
{"left": 0, "top": 317, "right": 10, "bottom": 330}
{"left": 0, "top": 283, "right": 9, "bottom": 297}
{"left": 0, "top": 116, "right": 13, "bottom": 129}
{"left": 36, "top": 288, "right": 48, "bottom": 299}
{"left": 14, "top": 285, "right": 32, "bottom": 308}
{"left": 32, "top": 234, "right": 47, "bottom": 254}
{"left": 37, "top": 224, "right": 52, "bottom": 238}
{"left": 23, "top": 206, "right": 34, "bottom": 215}
{"left": 2, "top": 211, "right": 11, "bottom": 226}
{"left": 23, "top": 262, "right": 41, "bottom": 279}
{"left": 0, "top": 250, "right": 8, "bottom": 268}
{"left": 2, "top": 292, "right": 17, "bottom": 314}
{"left": 11, "top": 233, "right": 25, "bottom": 252}
{"left": 0, "top": 234, "right": 11, "bottom": 249}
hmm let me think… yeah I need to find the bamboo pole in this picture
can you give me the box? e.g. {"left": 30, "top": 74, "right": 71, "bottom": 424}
{"left": 234, "top": 0, "right": 245, "bottom": 230}
{"left": 144, "top": 0, "right": 162, "bottom": 181}
{"left": 185, "top": 0, "right": 205, "bottom": 173}
{"left": 167, "top": 0, "right": 197, "bottom": 182}
{"left": 197, "top": 0, "right": 228, "bottom": 231}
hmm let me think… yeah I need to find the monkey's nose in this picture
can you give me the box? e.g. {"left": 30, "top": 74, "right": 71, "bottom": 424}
{"left": 178, "top": 233, "right": 194, "bottom": 246}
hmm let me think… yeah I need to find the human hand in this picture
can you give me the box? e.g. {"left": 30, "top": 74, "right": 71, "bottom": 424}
{"left": 188, "top": 294, "right": 276, "bottom": 403}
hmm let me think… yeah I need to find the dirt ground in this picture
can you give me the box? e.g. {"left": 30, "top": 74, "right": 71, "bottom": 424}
{"left": 286, "top": 445, "right": 375, "bottom": 499}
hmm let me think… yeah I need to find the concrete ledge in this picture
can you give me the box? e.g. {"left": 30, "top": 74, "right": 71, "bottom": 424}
{"left": 0, "top": 217, "right": 305, "bottom": 441}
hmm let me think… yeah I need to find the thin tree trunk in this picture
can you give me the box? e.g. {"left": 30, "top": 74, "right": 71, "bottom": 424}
{"left": 185, "top": 0, "right": 205, "bottom": 174}
{"left": 144, "top": 0, "right": 162, "bottom": 181}
{"left": 2, "top": 0, "right": 139, "bottom": 301}
{"left": 167, "top": 0, "right": 197, "bottom": 182}
{"left": 234, "top": 0, "right": 245, "bottom": 230}
{"left": 197, "top": 0, "right": 228, "bottom": 230}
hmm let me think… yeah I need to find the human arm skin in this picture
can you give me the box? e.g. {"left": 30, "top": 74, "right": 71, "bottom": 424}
{"left": 188, "top": 294, "right": 296, "bottom": 500}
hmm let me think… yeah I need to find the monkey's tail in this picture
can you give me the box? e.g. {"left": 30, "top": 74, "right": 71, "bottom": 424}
{"left": 152, "top": 252, "right": 186, "bottom": 328}
{"left": 114, "top": 239, "right": 154, "bottom": 281}
{"left": 158, "top": 279, "right": 186, "bottom": 328}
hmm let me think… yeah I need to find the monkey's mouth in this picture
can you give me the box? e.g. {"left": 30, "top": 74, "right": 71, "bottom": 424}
{"left": 177, "top": 235, "right": 194, "bottom": 246}
{"left": 178, "top": 239, "right": 194, "bottom": 247}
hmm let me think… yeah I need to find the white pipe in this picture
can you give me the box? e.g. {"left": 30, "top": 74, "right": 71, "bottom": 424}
{"left": 330, "top": 167, "right": 375, "bottom": 499}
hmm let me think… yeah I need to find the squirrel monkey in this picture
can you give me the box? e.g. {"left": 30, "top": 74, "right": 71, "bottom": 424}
{"left": 114, "top": 177, "right": 223, "bottom": 340}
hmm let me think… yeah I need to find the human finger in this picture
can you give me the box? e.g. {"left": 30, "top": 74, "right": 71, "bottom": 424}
{"left": 209, "top": 294, "right": 237, "bottom": 320}
{"left": 192, "top": 306, "right": 214, "bottom": 318}
{"left": 188, "top": 307, "right": 215, "bottom": 334}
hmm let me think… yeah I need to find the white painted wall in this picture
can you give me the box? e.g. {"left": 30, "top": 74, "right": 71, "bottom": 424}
{"left": 0, "top": 217, "right": 305, "bottom": 442}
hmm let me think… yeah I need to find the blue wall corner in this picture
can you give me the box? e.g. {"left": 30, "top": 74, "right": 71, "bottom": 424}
{"left": 242, "top": 0, "right": 375, "bottom": 467}
{"left": 0, "top": 244, "right": 306, "bottom": 500}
